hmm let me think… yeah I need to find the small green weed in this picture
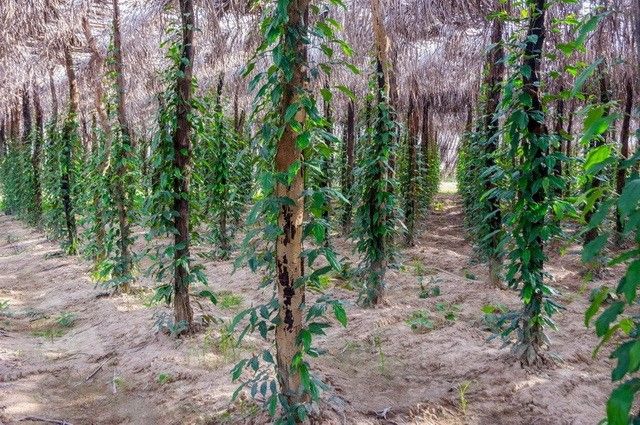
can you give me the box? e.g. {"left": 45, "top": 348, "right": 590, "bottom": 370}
{"left": 406, "top": 310, "right": 434, "bottom": 333}
{"left": 458, "top": 380, "right": 472, "bottom": 414}
{"left": 56, "top": 312, "right": 76, "bottom": 327}
{"left": 217, "top": 292, "right": 244, "bottom": 310}
{"left": 435, "top": 302, "right": 460, "bottom": 321}
{"left": 156, "top": 372, "right": 173, "bottom": 385}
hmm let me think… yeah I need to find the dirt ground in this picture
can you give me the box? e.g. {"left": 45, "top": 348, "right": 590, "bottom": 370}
{"left": 0, "top": 194, "right": 619, "bottom": 424}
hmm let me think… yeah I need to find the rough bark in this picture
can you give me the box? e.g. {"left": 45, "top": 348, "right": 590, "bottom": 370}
{"left": 173, "top": 0, "right": 195, "bottom": 331}
{"left": 421, "top": 97, "right": 430, "bottom": 161}
{"left": 553, "top": 88, "right": 564, "bottom": 179}
{"left": 616, "top": 79, "right": 634, "bottom": 234}
{"left": 10, "top": 104, "right": 21, "bottom": 142}
{"left": 62, "top": 44, "right": 79, "bottom": 254}
{"left": 21, "top": 85, "right": 32, "bottom": 145}
{"left": 49, "top": 69, "right": 58, "bottom": 123}
{"left": 274, "top": 0, "right": 309, "bottom": 407}
{"left": 82, "top": 15, "right": 110, "bottom": 134}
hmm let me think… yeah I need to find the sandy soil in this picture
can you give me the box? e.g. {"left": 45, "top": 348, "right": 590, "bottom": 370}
{"left": 0, "top": 194, "right": 619, "bottom": 425}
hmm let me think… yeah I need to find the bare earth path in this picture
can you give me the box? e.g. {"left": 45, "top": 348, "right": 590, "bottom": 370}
{"left": 0, "top": 195, "right": 617, "bottom": 424}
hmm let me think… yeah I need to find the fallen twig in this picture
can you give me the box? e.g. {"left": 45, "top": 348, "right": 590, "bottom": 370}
{"left": 19, "top": 416, "right": 73, "bottom": 425}
{"left": 112, "top": 369, "right": 117, "bottom": 394}
{"left": 85, "top": 359, "right": 110, "bottom": 381}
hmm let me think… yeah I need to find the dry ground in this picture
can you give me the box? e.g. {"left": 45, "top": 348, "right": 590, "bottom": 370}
{"left": 0, "top": 194, "right": 619, "bottom": 424}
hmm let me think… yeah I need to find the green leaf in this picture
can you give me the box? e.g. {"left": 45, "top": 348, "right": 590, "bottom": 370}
{"left": 572, "top": 60, "right": 601, "bottom": 96}
{"left": 607, "top": 379, "right": 640, "bottom": 425}
{"left": 582, "top": 233, "right": 608, "bottom": 263}
{"left": 619, "top": 180, "right": 640, "bottom": 218}
{"left": 584, "top": 145, "right": 612, "bottom": 172}
{"left": 595, "top": 301, "right": 624, "bottom": 337}
{"left": 325, "top": 248, "right": 341, "bottom": 271}
{"left": 332, "top": 302, "right": 348, "bottom": 327}
{"left": 585, "top": 286, "right": 609, "bottom": 326}
{"left": 621, "top": 261, "right": 640, "bottom": 304}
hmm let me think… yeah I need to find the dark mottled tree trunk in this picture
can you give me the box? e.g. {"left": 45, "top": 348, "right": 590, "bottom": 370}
{"left": 274, "top": 0, "right": 309, "bottom": 407}
{"left": 616, "top": 80, "right": 634, "bottom": 234}
{"left": 62, "top": 44, "right": 79, "bottom": 254}
{"left": 173, "top": 0, "right": 195, "bottom": 332}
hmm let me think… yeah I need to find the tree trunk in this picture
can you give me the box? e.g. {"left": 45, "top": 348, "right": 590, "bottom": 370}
{"left": 49, "top": 68, "right": 58, "bottom": 123}
{"left": 553, "top": 87, "right": 564, "bottom": 180}
{"left": 616, "top": 79, "right": 634, "bottom": 234}
{"left": 173, "top": 0, "right": 195, "bottom": 332}
{"left": 112, "top": 0, "right": 134, "bottom": 288}
{"left": 0, "top": 118, "right": 5, "bottom": 157}
{"left": 82, "top": 15, "right": 109, "bottom": 134}
{"left": 341, "top": 100, "right": 355, "bottom": 233}
{"left": 321, "top": 83, "right": 332, "bottom": 246}
{"left": 62, "top": 44, "right": 79, "bottom": 254}
{"left": 421, "top": 97, "right": 430, "bottom": 164}
{"left": 214, "top": 74, "right": 230, "bottom": 255}
{"left": 10, "top": 104, "right": 20, "bottom": 142}
{"left": 32, "top": 87, "right": 44, "bottom": 222}
{"left": 520, "top": 0, "right": 547, "bottom": 365}
{"left": 273, "top": 0, "right": 309, "bottom": 407}
{"left": 405, "top": 94, "right": 418, "bottom": 247}
{"left": 482, "top": 12, "right": 505, "bottom": 288}
{"left": 21, "top": 85, "right": 32, "bottom": 145}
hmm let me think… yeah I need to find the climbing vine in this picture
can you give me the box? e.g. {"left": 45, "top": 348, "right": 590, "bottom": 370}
{"left": 352, "top": 64, "right": 400, "bottom": 306}
{"left": 231, "top": 0, "right": 352, "bottom": 421}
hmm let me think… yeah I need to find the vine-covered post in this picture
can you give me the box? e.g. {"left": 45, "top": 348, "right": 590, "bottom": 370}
{"left": 21, "top": 85, "right": 32, "bottom": 146}
{"left": 172, "top": 0, "right": 195, "bottom": 330}
{"left": 351, "top": 0, "right": 399, "bottom": 306}
{"left": 404, "top": 93, "right": 418, "bottom": 247}
{"left": 519, "top": 0, "right": 548, "bottom": 363}
{"left": 111, "top": 0, "right": 135, "bottom": 289}
{"left": 272, "top": 0, "right": 309, "bottom": 406}
{"left": 341, "top": 99, "right": 355, "bottom": 234}
{"left": 61, "top": 44, "right": 80, "bottom": 254}
{"left": 481, "top": 10, "right": 505, "bottom": 287}
{"left": 32, "top": 85, "right": 44, "bottom": 223}
{"left": 0, "top": 117, "right": 5, "bottom": 158}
